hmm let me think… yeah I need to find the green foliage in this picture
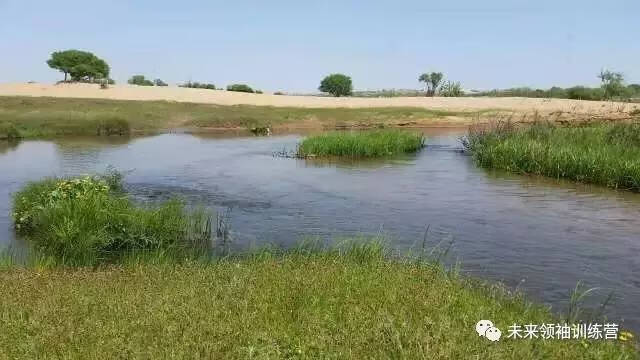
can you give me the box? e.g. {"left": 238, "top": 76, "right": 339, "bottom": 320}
{"left": 47, "top": 50, "right": 110, "bottom": 82}
{"left": 418, "top": 72, "right": 444, "bottom": 96}
{"left": 154, "top": 78, "right": 168, "bottom": 87}
{"left": 128, "top": 75, "right": 154, "bottom": 86}
{"left": 96, "top": 115, "right": 130, "bottom": 135}
{"left": 0, "top": 122, "right": 22, "bottom": 140}
{"left": 297, "top": 130, "right": 425, "bottom": 158}
{"left": 566, "top": 86, "right": 605, "bottom": 101}
{"left": 599, "top": 69, "right": 626, "bottom": 99}
{"left": 440, "top": 81, "right": 464, "bottom": 97}
{"left": 12, "top": 174, "right": 212, "bottom": 265}
{"left": 226, "top": 84, "right": 255, "bottom": 93}
{"left": 464, "top": 121, "right": 640, "bottom": 191}
{"left": 319, "top": 74, "right": 353, "bottom": 97}
{"left": 180, "top": 81, "right": 216, "bottom": 90}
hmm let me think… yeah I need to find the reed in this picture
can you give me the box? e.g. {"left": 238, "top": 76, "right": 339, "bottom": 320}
{"left": 464, "top": 121, "right": 640, "bottom": 191}
{"left": 297, "top": 130, "right": 425, "bottom": 158}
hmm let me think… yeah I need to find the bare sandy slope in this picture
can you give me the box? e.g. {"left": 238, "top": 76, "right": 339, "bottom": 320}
{"left": 1, "top": 82, "right": 637, "bottom": 118}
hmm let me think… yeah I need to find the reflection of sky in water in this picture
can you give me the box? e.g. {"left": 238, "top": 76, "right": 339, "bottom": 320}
{"left": 1, "top": 130, "right": 640, "bottom": 331}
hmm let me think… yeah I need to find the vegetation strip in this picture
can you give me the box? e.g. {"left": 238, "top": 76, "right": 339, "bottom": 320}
{"left": 464, "top": 121, "right": 640, "bottom": 192}
{"left": 12, "top": 172, "right": 212, "bottom": 265}
{"left": 297, "top": 130, "right": 425, "bottom": 158}
{"left": 0, "top": 247, "right": 636, "bottom": 358}
{"left": 0, "top": 96, "right": 471, "bottom": 139}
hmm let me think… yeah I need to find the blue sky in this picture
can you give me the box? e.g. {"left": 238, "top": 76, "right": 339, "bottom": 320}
{"left": 1, "top": 0, "right": 638, "bottom": 92}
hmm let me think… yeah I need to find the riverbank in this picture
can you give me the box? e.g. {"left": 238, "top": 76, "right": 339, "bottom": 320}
{"left": 0, "top": 96, "right": 477, "bottom": 139}
{"left": 1, "top": 82, "right": 638, "bottom": 138}
{"left": 464, "top": 121, "right": 640, "bottom": 192}
{"left": 1, "top": 247, "right": 637, "bottom": 359}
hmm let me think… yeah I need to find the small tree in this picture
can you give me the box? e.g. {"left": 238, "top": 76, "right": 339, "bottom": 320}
{"left": 419, "top": 72, "right": 444, "bottom": 96}
{"left": 128, "top": 75, "right": 154, "bottom": 86}
{"left": 154, "top": 79, "right": 168, "bottom": 86}
{"left": 598, "top": 69, "right": 625, "bottom": 99}
{"left": 47, "top": 50, "right": 110, "bottom": 82}
{"left": 440, "top": 81, "right": 464, "bottom": 97}
{"left": 319, "top": 74, "right": 352, "bottom": 97}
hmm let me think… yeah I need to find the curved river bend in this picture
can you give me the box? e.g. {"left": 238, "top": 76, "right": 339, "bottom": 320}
{"left": 1, "top": 129, "right": 639, "bottom": 330}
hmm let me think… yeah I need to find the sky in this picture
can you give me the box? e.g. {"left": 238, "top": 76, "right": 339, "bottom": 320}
{"left": 1, "top": 0, "right": 639, "bottom": 92}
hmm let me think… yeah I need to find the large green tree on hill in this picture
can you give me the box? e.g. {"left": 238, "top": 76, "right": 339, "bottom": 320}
{"left": 319, "top": 74, "right": 353, "bottom": 97}
{"left": 47, "top": 50, "right": 110, "bottom": 82}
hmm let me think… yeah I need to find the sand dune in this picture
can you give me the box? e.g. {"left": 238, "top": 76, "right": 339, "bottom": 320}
{"left": 1, "top": 82, "right": 637, "bottom": 118}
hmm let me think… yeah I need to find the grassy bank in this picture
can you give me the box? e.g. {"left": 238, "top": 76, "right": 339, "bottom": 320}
{"left": 4, "top": 174, "right": 637, "bottom": 358}
{"left": 1, "top": 245, "right": 637, "bottom": 359}
{"left": 12, "top": 173, "right": 212, "bottom": 265}
{"left": 0, "top": 96, "right": 471, "bottom": 139}
{"left": 297, "top": 130, "right": 425, "bottom": 158}
{"left": 464, "top": 121, "right": 640, "bottom": 192}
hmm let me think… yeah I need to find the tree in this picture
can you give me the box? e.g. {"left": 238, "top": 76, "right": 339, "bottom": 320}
{"left": 128, "top": 75, "right": 154, "bottom": 86}
{"left": 419, "top": 72, "right": 444, "bottom": 96}
{"left": 440, "top": 81, "right": 464, "bottom": 97}
{"left": 226, "top": 84, "right": 254, "bottom": 93}
{"left": 319, "top": 74, "right": 352, "bottom": 97}
{"left": 598, "top": 69, "right": 625, "bottom": 99}
{"left": 154, "top": 79, "right": 168, "bottom": 86}
{"left": 47, "top": 50, "right": 110, "bottom": 82}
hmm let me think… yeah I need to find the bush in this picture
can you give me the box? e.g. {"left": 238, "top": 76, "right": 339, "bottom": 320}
{"left": 440, "top": 81, "right": 464, "bottom": 97}
{"left": 319, "top": 74, "right": 352, "bottom": 97}
{"left": 95, "top": 115, "right": 130, "bottom": 136}
{"left": 12, "top": 174, "right": 212, "bottom": 265}
{"left": 273, "top": 91, "right": 285, "bottom": 95}
{"left": 180, "top": 81, "right": 216, "bottom": 90}
{"left": 566, "top": 86, "right": 604, "bottom": 101}
{"left": 226, "top": 84, "right": 254, "bottom": 93}
{"left": 0, "top": 123, "right": 22, "bottom": 140}
{"left": 128, "top": 75, "right": 154, "bottom": 86}
{"left": 154, "top": 79, "right": 168, "bottom": 87}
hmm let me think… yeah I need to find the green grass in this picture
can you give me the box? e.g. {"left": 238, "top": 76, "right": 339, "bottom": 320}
{"left": 12, "top": 173, "right": 212, "bottom": 265}
{"left": 297, "top": 130, "right": 425, "bottom": 158}
{"left": 464, "top": 121, "right": 640, "bottom": 192}
{"left": 0, "top": 96, "right": 471, "bottom": 139}
{"left": 0, "top": 242, "right": 636, "bottom": 359}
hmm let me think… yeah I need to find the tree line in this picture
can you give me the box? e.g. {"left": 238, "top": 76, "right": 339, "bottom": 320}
{"left": 46, "top": 49, "right": 637, "bottom": 100}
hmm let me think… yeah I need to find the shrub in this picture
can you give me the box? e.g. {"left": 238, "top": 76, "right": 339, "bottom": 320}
{"left": 319, "top": 74, "right": 352, "bottom": 97}
{"left": 154, "top": 79, "right": 168, "bottom": 86}
{"left": 0, "top": 123, "right": 22, "bottom": 140}
{"left": 180, "top": 81, "right": 216, "bottom": 90}
{"left": 273, "top": 91, "right": 285, "bottom": 95}
{"left": 566, "top": 86, "right": 604, "bottom": 101}
{"left": 297, "top": 130, "right": 425, "bottom": 158}
{"left": 226, "top": 84, "right": 255, "bottom": 93}
{"left": 440, "top": 81, "right": 464, "bottom": 97}
{"left": 128, "top": 75, "right": 154, "bottom": 86}
{"left": 95, "top": 116, "right": 130, "bottom": 136}
{"left": 12, "top": 174, "right": 212, "bottom": 265}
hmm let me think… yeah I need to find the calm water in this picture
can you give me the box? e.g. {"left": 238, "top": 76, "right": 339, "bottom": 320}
{"left": 1, "top": 129, "right": 639, "bottom": 330}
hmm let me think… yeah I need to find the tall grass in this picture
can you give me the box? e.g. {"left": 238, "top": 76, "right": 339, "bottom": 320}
{"left": 297, "top": 130, "right": 425, "bottom": 158}
{"left": 0, "top": 240, "right": 636, "bottom": 358}
{"left": 464, "top": 121, "right": 640, "bottom": 191}
{"left": 12, "top": 173, "right": 213, "bottom": 265}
